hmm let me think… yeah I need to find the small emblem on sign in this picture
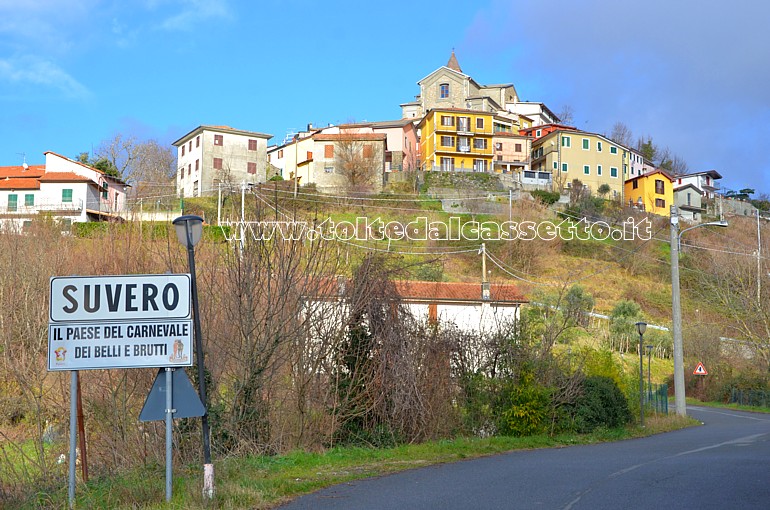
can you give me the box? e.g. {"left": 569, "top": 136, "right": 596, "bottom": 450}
{"left": 54, "top": 346, "right": 67, "bottom": 363}
{"left": 693, "top": 362, "right": 708, "bottom": 375}
{"left": 169, "top": 339, "right": 189, "bottom": 364}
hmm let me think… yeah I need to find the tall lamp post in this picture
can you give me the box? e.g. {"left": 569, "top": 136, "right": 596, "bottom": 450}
{"left": 635, "top": 321, "right": 647, "bottom": 427}
{"left": 172, "top": 215, "right": 214, "bottom": 499}
{"left": 646, "top": 344, "right": 653, "bottom": 402}
{"left": 670, "top": 205, "right": 728, "bottom": 416}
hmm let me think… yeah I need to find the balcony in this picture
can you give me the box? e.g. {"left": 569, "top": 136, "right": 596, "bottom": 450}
{"left": 0, "top": 199, "right": 84, "bottom": 216}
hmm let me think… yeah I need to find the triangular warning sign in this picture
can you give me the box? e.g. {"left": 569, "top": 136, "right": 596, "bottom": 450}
{"left": 139, "top": 368, "right": 205, "bottom": 422}
{"left": 693, "top": 362, "right": 708, "bottom": 376}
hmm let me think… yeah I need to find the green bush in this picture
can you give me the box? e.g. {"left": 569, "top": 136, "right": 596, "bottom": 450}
{"left": 497, "top": 383, "right": 552, "bottom": 437}
{"left": 569, "top": 376, "right": 631, "bottom": 433}
{"left": 530, "top": 190, "right": 560, "bottom": 205}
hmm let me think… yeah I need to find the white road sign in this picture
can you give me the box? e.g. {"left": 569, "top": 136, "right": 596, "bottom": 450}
{"left": 48, "top": 320, "right": 193, "bottom": 370}
{"left": 50, "top": 274, "right": 191, "bottom": 323}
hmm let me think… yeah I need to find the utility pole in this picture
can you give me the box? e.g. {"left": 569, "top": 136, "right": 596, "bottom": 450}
{"left": 509, "top": 189, "right": 512, "bottom": 223}
{"left": 757, "top": 209, "right": 762, "bottom": 306}
{"left": 670, "top": 205, "right": 686, "bottom": 416}
{"left": 217, "top": 182, "right": 222, "bottom": 226}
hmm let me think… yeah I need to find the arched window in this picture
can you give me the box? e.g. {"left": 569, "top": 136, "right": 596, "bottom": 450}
{"left": 439, "top": 83, "right": 449, "bottom": 99}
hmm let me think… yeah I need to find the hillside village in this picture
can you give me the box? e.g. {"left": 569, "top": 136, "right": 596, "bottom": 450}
{"left": 0, "top": 52, "right": 764, "bottom": 233}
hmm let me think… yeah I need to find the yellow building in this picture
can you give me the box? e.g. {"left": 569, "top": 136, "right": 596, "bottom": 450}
{"left": 418, "top": 108, "right": 496, "bottom": 172}
{"left": 624, "top": 169, "right": 675, "bottom": 216}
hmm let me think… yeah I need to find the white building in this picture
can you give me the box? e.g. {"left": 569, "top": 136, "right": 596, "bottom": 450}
{"left": 174, "top": 125, "right": 272, "bottom": 197}
{"left": 675, "top": 170, "right": 722, "bottom": 199}
{"left": 0, "top": 152, "right": 129, "bottom": 232}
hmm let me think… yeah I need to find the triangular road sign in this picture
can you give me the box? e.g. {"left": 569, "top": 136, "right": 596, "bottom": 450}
{"left": 139, "top": 368, "right": 205, "bottom": 422}
{"left": 693, "top": 362, "right": 708, "bottom": 376}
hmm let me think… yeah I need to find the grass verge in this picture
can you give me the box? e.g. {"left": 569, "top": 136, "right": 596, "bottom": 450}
{"left": 8, "top": 413, "right": 697, "bottom": 510}
{"left": 686, "top": 397, "right": 770, "bottom": 414}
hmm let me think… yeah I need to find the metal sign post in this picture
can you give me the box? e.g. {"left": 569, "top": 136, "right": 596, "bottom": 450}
{"left": 68, "top": 371, "right": 77, "bottom": 509}
{"left": 165, "top": 368, "right": 174, "bottom": 502}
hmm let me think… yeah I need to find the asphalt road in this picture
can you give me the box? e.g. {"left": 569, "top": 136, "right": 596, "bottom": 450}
{"left": 279, "top": 406, "right": 770, "bottom": 509}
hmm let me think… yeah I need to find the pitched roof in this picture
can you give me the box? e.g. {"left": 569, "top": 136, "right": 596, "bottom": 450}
{"left": 38, "top": 172, "right": 91, "bottom": 183}
{"left": 395, "top": 281, "right": 525, "bottom": 304}
{"left": 624, "top": 168, "right": 675, "bottom": 183}
{"left": 314, "top": 133, "right": 387, "bottom": 142}
{"left": 0, "top": 165, "right": 46, "bottom": 178}
{"left": 0, "top": 178, "right": 41, "bottom": 190}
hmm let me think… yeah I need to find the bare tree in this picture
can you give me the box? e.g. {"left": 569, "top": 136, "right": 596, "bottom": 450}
{"left": 609, "top": 122, "right": 633, "bottom": 147}
{"left": 96, "top": 134, "right": 177, "bottom": 198}
{"left": 335, "top": 133, "right": 384, "bottom": 194}
{"left": 557, "top": 104, "right": 574, "bottom": 125}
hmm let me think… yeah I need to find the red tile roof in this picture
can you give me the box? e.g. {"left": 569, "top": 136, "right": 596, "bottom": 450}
{"left": 395, "top": 281, "right": 525, "bottom": 304}
{"left": 0, "top": 165, "right": 46, "bottom": 178}
{"left": 38, "top": 172, "right": 91, "bottom": 182}
{"left": 307, "top": 277, "right": 526, "bottom": 305}
{"left": 314, "top": 133, "right": 387, "bottom": 141}
{"left": 0, "top": 178, "right": 41, "bottom": 190}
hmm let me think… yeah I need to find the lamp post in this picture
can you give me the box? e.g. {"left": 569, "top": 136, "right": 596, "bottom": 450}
{"left": 635, "top": 321, "right": 647, "bottom": 427}
{"left": 646, "top": 344, "right": 653, "bottom": 402}
{"left": 172, "top": 215, "right": 214, "bottom": 499}
{"left": 670, "top": 205, "right": 728, "bottom": 416}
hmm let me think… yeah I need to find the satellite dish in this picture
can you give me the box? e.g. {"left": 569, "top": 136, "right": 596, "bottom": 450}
{"left": 22, "top": 162, "right": 29, "bottom": 171}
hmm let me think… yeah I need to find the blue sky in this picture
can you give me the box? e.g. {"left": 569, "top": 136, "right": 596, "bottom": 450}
{"left": 1, "top": 0, "right": 768, "bottom": 195}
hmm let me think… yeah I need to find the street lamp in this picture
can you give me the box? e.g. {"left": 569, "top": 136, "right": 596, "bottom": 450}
{"left": 670, "top": 205, "right": 728, "bottom": 416}
{"left": 635, "top": 321, "right": 647, "bottom": 427}
{"left": 646, "top": 344, "right": 653, "bottom": 402}
{"left": 172, "top": 215, "right": 214, "bottom": 499}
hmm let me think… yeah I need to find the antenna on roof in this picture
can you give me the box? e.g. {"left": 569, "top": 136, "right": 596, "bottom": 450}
{"left": 17, "top": 152, "right": 28, "bottom": 171}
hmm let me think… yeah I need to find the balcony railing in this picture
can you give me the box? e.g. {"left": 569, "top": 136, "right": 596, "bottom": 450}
{"left": 0, "top": 199, "right": 84, "bottom": 215}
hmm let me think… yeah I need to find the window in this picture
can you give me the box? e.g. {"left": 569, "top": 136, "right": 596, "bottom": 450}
{"left": 655, "top": 179, "right": 665, "bottom": 194}
{"left": 473, "top": 138, "right": 487, "bottom": 149}
{"left": 632, "top": 180, "right": 639, "bottom": 189}
{"left": 440, "top": 157, "right": 454, "bottom": 171}
{"left": 458, "top": 137, "right": 470, "bottom": 152}
{"left": 195, "top": 159, "right": 199, "bottom": 171}
{"left": 24, "top": 194, "right": 34, "bottom": 206}
{"left": 278, "top": 149, "right": 283, "bottom": 158}
{"left": 524, "top": 171, "right": 537, "bottom": 179}
{"left": 188, "top": 141, "right": 192, "bottom": 152}
{"left": 193, "top": 180, "right": 199, "bottom": 197}
{"left": 214, "top": 134, "right": 223, "bottom": 146}
{"left": 247, "top": 162, "right": 257, "bottom": 174}
{"left": 101, "top": 182, "right": 108, "bottom": 200}
{"left": 610, "top": 146, "right": 617, "bottom": 154}
{"left": 457, "top": 117, "right": 471, "bottom": 132}
{"left": 535, "top": 129, "right": 542, "bottom": 137}
{"left": 538, "top": 172, "right": 551, "bottom": 180}
{"left": 325, "top": 144, "right": 334, "bottom": 158}
{"left": 476, "top": 118, "right": 484, "bottom": 129}
{"left": 324, "top": 166, "right": 334, "bottom": 173}
{"left": 553, "top": 161, "right": 558, "bottom": 169}
{"left": 179, "top": 168, "right": 184, "bottom": 180}
{"left": 562, "top": 163, "right": 568, "bottom": 173}
{"left": 655, "top": 198, "right": 666, "bottom": 208}
{"left": 687, "top": 192, "right": 692, "bottom": 206}
{"left": 248, "top": 139, "right": 258, "bottom": 151}
{"left": 306, "top": 151, "right": 313, "bottom": 160}
{"left": 363, "top": 145, "right": 372, "bottom": 158}
{"left": 196, "top": 136, "right": 200, "bottom": 147}
{"left": 62, "top": 189, "right": 73, "bottom": 203}
{"left": 610, "top": 167, "right": 618, "bottom": 178}
{"left": 441, "top": 136, "right": 455, "bottom": 147}
{"left": 181, "top": 145, "right": 185, "bottom": 156}
{"left": 494, "top": 142, "right": 502, "bottom": 150}
{"left": 583, "top": 165, "right": 590, "bottom": 175}
{"left": 439, "top": 83, "right": 449, "bottom": 99}
{"left": 213, "top": 157, "right": 223, "bottom": 170}
{"left": 473, "top": 159, "right": 487, "bottom": 172}
{"left": 440, "top": 115, "right": 455, "bottom": 126}
{"left": 188, "top": 163, "right": 191, "bottom": 176}
{"left": 582, "top": 138, "right": 589, "bottom": 150}
{"left": 597, "top": 165, "right": 602, "bottom": 176}
{"left": 515, "top": 143, "right": 522, "bottom": 152}
{"left": 562, "top": 136, "right": 571, "bottom": 147}
{"left": 597, "top": 141, "right": 603, "bottom": 152}
{"left": 8, "top": 194, "right": 17, "bottom": 211}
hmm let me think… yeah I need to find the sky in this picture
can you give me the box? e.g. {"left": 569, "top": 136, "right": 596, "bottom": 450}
{"left": 1, "top": 0, "right": 768, "bottom": 195}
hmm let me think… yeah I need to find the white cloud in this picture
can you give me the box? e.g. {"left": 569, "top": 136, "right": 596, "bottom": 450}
{"left": 158, "top": 0, "right": 232, "bottom": 31}
{"left": 0, "top": 56, "right": 90, "bottom": 99}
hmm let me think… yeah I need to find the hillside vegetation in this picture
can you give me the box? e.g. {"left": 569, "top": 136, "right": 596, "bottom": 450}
{"left": 1, "top": 179, "right": 767, "bottom": 507}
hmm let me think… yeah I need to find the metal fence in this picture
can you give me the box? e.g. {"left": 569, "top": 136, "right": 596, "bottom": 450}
{"left": 646, "top": 383, "right": 669, "bottom": 414}
{"left": 730, "top": 388, "right": 770, "bottom": 408}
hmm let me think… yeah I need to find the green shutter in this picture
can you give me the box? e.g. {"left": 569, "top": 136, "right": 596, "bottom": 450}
{"left": 62, "top": 189, "right": 73, "bottom": 203}
{"left": 8, "top": 194, "right": 17, "bottom": 211}
{"left": 25, "top": 194, "right": 34, "bottom": 206}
